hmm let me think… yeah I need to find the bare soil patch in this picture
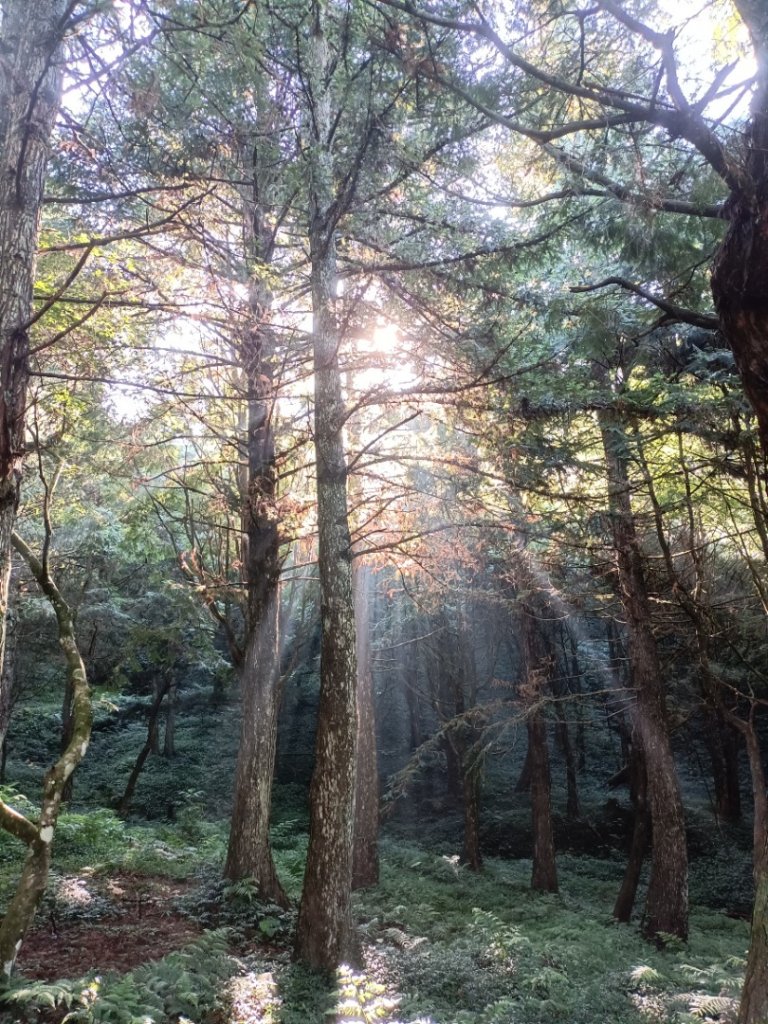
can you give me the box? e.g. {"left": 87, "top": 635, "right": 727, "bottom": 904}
{"left": 16, "top": 872, "right": 202, "bottom": 980}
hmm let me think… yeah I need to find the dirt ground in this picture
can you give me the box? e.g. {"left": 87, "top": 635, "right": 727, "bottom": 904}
{"left": 16, "top": 872, "right": 202, "bottom": 980}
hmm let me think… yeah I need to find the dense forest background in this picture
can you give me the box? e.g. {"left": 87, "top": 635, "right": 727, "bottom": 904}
{"left": 0, "top": 0, "right": 767, "bottom": 1021}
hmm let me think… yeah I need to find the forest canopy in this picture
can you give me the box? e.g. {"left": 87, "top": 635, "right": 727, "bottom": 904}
{"left": 0, "top": 1, "right": 767, "bottom": 1022}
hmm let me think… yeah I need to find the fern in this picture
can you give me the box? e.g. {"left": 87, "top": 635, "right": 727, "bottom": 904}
{"left": 689, "top": 993, "right": 738, "bottom": 1020}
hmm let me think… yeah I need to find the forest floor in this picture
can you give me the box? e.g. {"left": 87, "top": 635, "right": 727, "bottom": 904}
{"left": 0, "top": 811, "right": 755, "bottom": 1024}
{"left": 17, "top": 872, "right": 201, "bottom": 979}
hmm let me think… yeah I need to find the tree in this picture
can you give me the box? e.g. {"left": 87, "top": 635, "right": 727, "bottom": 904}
{"left": 0, "top": 519, "right": 91, "bottom": 975}
{"left": 0, "top": 0, "right": 82, "bottom": 730}
{"left": 380, "top": 0, "right": 768, "bottom": 454}
{"left": 294, "top": 0, "right": 360, "bottom": 970}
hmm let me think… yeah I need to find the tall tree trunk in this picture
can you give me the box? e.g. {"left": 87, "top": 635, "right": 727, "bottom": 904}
{"left": 222, "top": 24, "right": 286, "bottom": 906}
{"left": 295, "top": 0, "right": 358, "bottom": 970}
{"left": 0, "top": 0, "right": 69, "bottom": 731}
{"left": 0, "top": 533, "right": 92, "bottom": 976}
{"left": 222, "top": 270, "right": 285, "bottom": 907}
{"left": 352, "top": 563, "right": 379, "bottom": 890}
{"left": 613, "top": 733, "right": 650, "bottom": 923}
{"left": 520, "top": 606, "right": 558, "bottom": 893}
{"left": 599, "top": 406, "right": 688, "bottom": 941}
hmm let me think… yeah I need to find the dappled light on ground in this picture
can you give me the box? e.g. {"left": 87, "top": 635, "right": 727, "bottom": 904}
{"left": 16, "top": 873, "right": 201, "bottom": 980}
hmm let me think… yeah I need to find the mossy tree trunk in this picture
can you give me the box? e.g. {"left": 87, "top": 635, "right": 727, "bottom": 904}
{"left": 0, "top": 532, "right": 92, "bottom": 976}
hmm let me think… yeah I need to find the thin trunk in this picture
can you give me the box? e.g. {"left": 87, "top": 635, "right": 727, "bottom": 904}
{"left": 708, "top": 709, "right": 741, "bottom": 823}
{"left": 116, "top": 677, "right": 171, "bottom": 818}
{"left": 60, "top": 674, "right": 75, "bottom": 803}
{"left": 163, "top": 678, "right": 176, "bottom": 757}
{"left": 555, "top": 707, "right": 580, "bottom": 819}
{"left": 150, "top": 677, "right": 162, "bottom": 755}
{"left": 599, "top": 406, "right": 688, "bottom": 941}
{"left": 295, "top": 0, "right": 358, "bottom": 970}
{"left": 0, "top": 533, "right": 92, "bottom": 976}
{"left": 0, "top": 571, "right": 19, "bottom": 751}
{"left": 352, "top": 563, "right": 379, "bottom": 890}
{"left": 0, "top": 0, "right": 69, "bottom": 738}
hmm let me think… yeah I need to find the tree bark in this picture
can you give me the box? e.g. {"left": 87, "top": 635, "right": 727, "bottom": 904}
{"left": 221, "top": 17, "right": 287, "bottom": 907}
{"left": 295, "top": 0, "right": 359, "bottom": 971}
{"left": 520, "top": 607, "right": 558, "bottom": 893}
{"left": 0, "top": 532, "right": 92, "bottom": 976}
{"left": 730, "top": 711, "right": 768, "bottom": 1024}
{"left": 599, "top": 406, "right": 688, "bottom": 941}
{"left": 352, "top": 563, "right": 379, "bottom": 890}
{"left": 0, "top": 0, "right": 69, "bottom": 738}
{"left": 613, "top": 733, "right": 650, "bottom": 923}
{"left": 0, "top": 570, "right": 20, "bottom": 752}
{"left": 163, "top": 677, "right": 176, "bottom": 757}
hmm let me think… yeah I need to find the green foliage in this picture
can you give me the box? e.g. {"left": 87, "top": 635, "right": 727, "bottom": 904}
{"left": 0, "top": 931, "right": 235, "bottom": 1024}
{"left": 178, "top": 869, "right": 296, "bottom": 942}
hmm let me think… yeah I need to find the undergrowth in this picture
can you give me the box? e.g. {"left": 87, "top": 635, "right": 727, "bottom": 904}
{"left": 0, "top": 825, "right": 751, "bottom": 1023}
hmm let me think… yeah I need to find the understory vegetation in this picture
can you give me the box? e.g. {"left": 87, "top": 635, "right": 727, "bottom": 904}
{"left": 0, "top": 700, "right": 755, "bottom": 1024}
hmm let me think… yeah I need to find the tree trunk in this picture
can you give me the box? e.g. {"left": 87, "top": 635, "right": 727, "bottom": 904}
{"left": 528, "top": 712, "right": 558, "bottom": 892}
{"left": 520, "top": 606, "right": 558, "bottom": 893}
{"left": 599, "top": 406, "right": 688, "bottom": 941}
{"left": 614, "top": 735, "right": 650, "bottom": 923}
{"left": 295, "top": 0, "right": 358, "bottom": 970}
{"left": 732, "top": 712, "right": 768, "bottom": 1024}
{"left": 352, "top": 563, "right": 379, "bottom": 890}
{"left": 224, "top": 592, "right": 287, "bottom": 907}
{"left": 163, "top": 677, "right": 176, "bottom": 757}
{"left": 0, "top": 570, "right": 20, "bottom": 751}
{"left": 221, "top": 25, "right": 287, "bottom": 907}
{"left": 0, "top": 533, "right": 92, "bottom": 976}
{"left": 116, "top": 677, "right": 171, "bottom": 818}
{"left": 461, "top": 765, "right": 483, "bottom": 871}
{"left": 555, "top": 707, "right": 580, "bottom": 819}
{"left": 0, "top": 0, "right": 69, "bottom": 732}
{"left": 708, "top": 709, "right": 741, "bottom": 823}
